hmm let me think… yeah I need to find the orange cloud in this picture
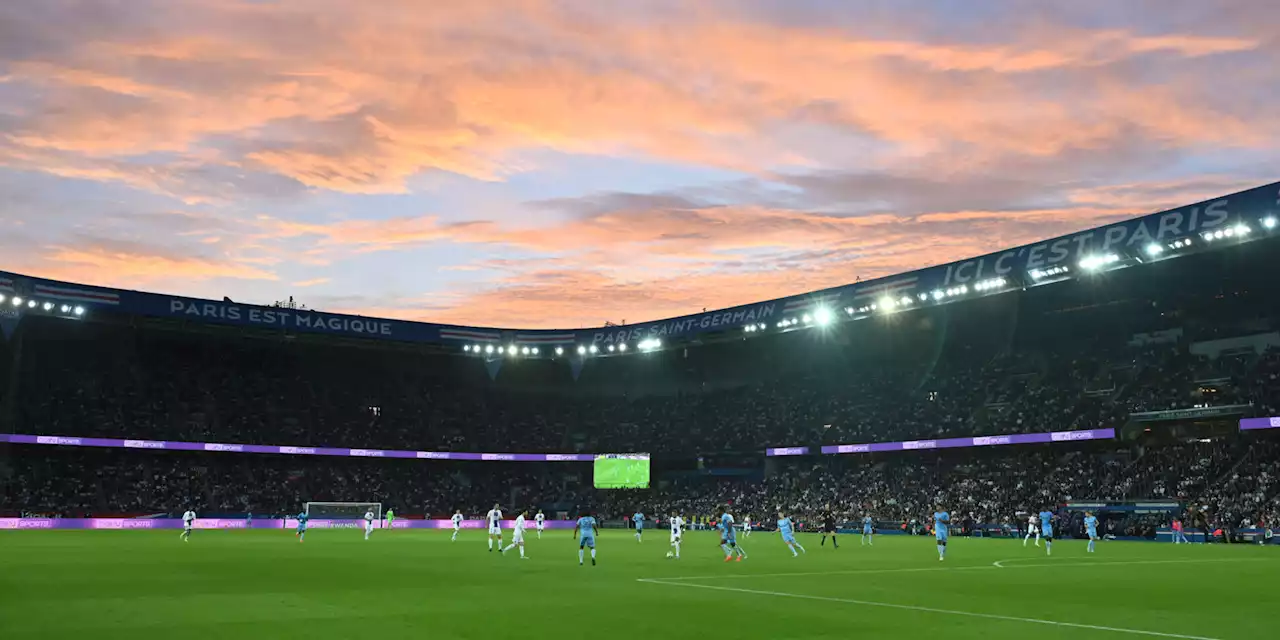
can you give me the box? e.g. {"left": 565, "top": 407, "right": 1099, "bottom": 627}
{"left": 0, "top": 2, "right": 1270, "bottom": 191}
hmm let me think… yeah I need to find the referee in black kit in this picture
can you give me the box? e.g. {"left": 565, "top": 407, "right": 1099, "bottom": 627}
{"left": 820, "top": 505, "right": 839, "bottom": 548}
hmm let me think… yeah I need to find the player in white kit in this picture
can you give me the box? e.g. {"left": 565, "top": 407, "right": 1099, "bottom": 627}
{"left": 486, "top": 503, "right": 503, "bottom": 552}
{"left": 668, "top": 513, "right": 684, "bottom": 559}
{"left": 743, "top": 515, "right": 753, "bottom": 537}
{"left": 451, "top": 510, "right": 463, "bottom": 541}
{"left": 181, "top": 509, "right": 196, "bottom": 542}
{"left": 535, "top": 510, "right": 545, "bottom": 539}
{"left": 501, "top": 510, "right": 529, "bottom": 559}
{"left": 1024, "top": 514, "right": 1040, "bottom": 547}
{"left": 364, "top": 510, "right": 375, "bottom": 540}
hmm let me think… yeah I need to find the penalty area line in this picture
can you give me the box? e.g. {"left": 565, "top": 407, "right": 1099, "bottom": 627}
{"left": 636, "top": 579, "right": 1224, "bottom": 640}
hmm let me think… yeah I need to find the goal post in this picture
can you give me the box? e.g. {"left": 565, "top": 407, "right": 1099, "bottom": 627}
{"left": 304, "top": 502, "right": 382, "bottom": 522}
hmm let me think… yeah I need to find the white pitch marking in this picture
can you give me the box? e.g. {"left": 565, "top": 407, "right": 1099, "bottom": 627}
{"left": 637, "top": 579, "right": 1225, "bottom": 640}
{"left": 649, "top": 557, "right": 1253, "bottom": 582}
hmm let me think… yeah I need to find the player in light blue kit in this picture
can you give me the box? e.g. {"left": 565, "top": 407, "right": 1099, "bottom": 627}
{"left": 861, "top": 514, "right": 874, "bottom": 546}
{"left": 633, "top": 511, "right": 644, "bottom": 542}
{"left": 295, "top": 512, "right": 308, "bottom": 543}
{"left": 574, "top": 512, "right": 598, "bottom": 566}
{"left": 1084, "top": 512, "right": 1099, "bottom": 553}
{"left": 933, "top": 507, "right": 950, "bottom": 561}
{"left": 717, "top": 507, "right": 747, "bottom": 562}
{"left": 1039, "top": 509, "right": 1055, "bottom": 556}
{"left": 776, "top": 511, "right": 806, "bottom": 557}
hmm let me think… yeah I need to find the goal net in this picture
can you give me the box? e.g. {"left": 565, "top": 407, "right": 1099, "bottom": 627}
{"left": 305, "top": 502, "right": 382, "bottom": 521}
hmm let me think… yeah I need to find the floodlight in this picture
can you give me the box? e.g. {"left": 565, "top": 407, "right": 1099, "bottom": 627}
{"left": 521, "top": 346, "right": 530, "bottom": 355}
{"left": 463, "top": 345, "right": 471, "bottom": 352}
{"left": 554, "top": 346, "right": 564, "bottom": 356}
{"left": 10, "top": 297, "right": 20, "bottom": 306}
{"left": 531, "top": 347, "right": 539, "bottom": 355}
{"left": 813, "top": 307, "right": 833, "bottom": 326}
{"left": 27, "top": 300, "right": 36, "bottom": 308}
{"left": 1144, "top": 243, "right": 1163, "bottom": 257}
{"left": 73, "top": 306, "right": 84, "bottom": 316}
{"left": 589, "top": 344, "right": 599, "bottom": 353}
{"left": 577, "top": 345, "right": 586, "bottom": 355}
{"left": 607, "top": 345, "right": 616, "bottom": 352}
{"left": 618, "top": 343, "right": 627, "bottom": 352}
{"left": 1263, "top": 217, "right": 1277, "bottom": 229}
{"left": 485, "top": 345, "right": 495, "bottom": 354}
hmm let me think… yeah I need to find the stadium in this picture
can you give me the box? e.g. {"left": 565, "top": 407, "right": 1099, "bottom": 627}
{"left": 1, "top": 180, "right": 1278, "bottom": 638}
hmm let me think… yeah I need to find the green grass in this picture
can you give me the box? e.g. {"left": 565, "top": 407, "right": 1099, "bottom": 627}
{"left": 0, "top": 529, "right": 1274, "bottom": 639}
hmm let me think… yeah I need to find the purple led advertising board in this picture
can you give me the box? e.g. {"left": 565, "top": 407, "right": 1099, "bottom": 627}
{"left": 764, "top": 428, "right": 1115, "bottom": 457}
{"left": 0, "top": 518, "right": 577, "bottom": 530}
{"left": 1239, "top": 416, "right": 1280, "bottom": 431}
{"left": 0, "top": 433, "right": 595, "bottom": 462}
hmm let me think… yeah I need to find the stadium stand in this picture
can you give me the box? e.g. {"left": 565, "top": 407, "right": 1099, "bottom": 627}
{"left": 2, "top": 189, "right": 1280, "bottom": 538}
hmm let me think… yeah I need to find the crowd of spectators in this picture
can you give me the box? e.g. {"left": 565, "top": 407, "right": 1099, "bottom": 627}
{"left": 6, "top": 434, "right": 1277, "bottom": 537}
{"left": 8, "top": 310, "right": 1280, "bottom": 459}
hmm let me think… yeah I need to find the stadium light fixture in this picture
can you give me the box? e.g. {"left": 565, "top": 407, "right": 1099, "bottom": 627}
{"left": 1144, "top": 243, "right": 1164, "bottom": 257}
{"left": 0, "top": 294, "right": 5, "bottom": 303}
{"left": 531, "top": 347, "right": 539, "bottom": 355}
{"left": 10, "top": 297, "right": 21, "bottom": 307}
{"left": 589, "top": 344, "right": 599, "bottom": 354}
{"left": 521, "top": 346, "right": 531, "bottom": 355}
{"left": 607, "top": 345, "right": 616, "bottom": 352}
{"left": 638, "top": 338, "right": 662, "bottom": 351}
{"left": 813, "top": 307, "right": 833, "bottom": 326}
{"left": 27, "top": 300, "right": 36, "bottom": 308}
{"left": 1079, "top": 254, "right": 1119, "bottom": 271}
{"left": 74, "top": 307, "right": 85, "bottom": 316}
{"left": 554, "top": 346, "right": 563, "bottom": 356}
{"left": 1264, "top": 216, "right": 1277, "bottom": 229}
{"left": 484, "top": 345, "right": 495, "bottom": 354}
{"left": 801, "top": 313, "right": 813, "bottom": 325}
{"left": 1233, "top": 223, "right": 1250, "bottom": 235}
{"left": 618, "top": 343, "right": 628, "bottom": 352}
{"left": 878, "top": 296, "right": 895, "bottom": 311}
{"left": 462, "top": 345, "right": 471, "bottom": 352}
{"left": 844, "top": 306, "right": 855, "bottom": 316}
{"left": 577, "top": 345, "right": 587, "bottom": 355}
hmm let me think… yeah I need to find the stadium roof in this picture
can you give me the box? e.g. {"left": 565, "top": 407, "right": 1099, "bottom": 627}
{"left": 1, "top": 180, "right": 1277, "bottom": 354}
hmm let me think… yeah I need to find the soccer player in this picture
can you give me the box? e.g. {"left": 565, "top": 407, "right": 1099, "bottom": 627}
{"left": 777, "top": 511, "right": 806, "bottom": 557}
{"left": 633, "top": 511, "right": 645, "bottom": 542}
{"left": 574, "top": 512, "right": 598, "bottom": 566}
{"left": 486, "top": 504, "right": 503, "bottom": 552}
{"left": 181, "top": 508, "right": 196, "bottom": 542}
{"left": 364, "top": 509, "right": 376, "bottom": 540}
{"left": 1039, "top": 509, "right": 1055, "bottom": 556}
{"left": 451, "top": 510, "right": 464, "bottom": 542}
{"left": 502, "top": 510, "right": 529, "bottom": 559}
{"left": 718, "top": 507, "right": 747, "bottom": 562}
{"left": 296, "top": 512, "right": 309, "bottom": 543}
{"left": 668, "top": 512, "right": 684, "bottom": 559}
{"left": 535, "top": 510, "right": 545, "bottom": 539}
{"left": 933, "top": 507, "right": 950, "bottom": 561}
{"left": 1084, "top": 511, "right": 1099, "bottom": 553}
{"left": 861, "top": 514, "right": 874, "bottom": 546}
{"left": 1024, "top": 513, "right": 1040, "bottom": 547}
{"left": 820, "top": 506, "right": 838, "bottom": 548}
{"left": 743, "top": 514, "right": 752, "bottom": 537}
{"left": 246, "top": 511, "right": 253, "bottom": 530}
{"left": 386, "top": 508, "right": 395, "bottom": 530}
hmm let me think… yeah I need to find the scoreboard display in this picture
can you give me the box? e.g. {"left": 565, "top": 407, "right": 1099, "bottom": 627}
{"left": 593, "top": 454, "right": 651, "bottom": 489}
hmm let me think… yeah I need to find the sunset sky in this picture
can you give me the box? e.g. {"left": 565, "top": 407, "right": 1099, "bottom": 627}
{"left": 1, "top": 0, "right": 1278, "bottom": 329}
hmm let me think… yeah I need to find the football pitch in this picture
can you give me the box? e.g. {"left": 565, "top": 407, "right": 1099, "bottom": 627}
{"left": 0, "top": 530, "right": 1274, "bottom": 639}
